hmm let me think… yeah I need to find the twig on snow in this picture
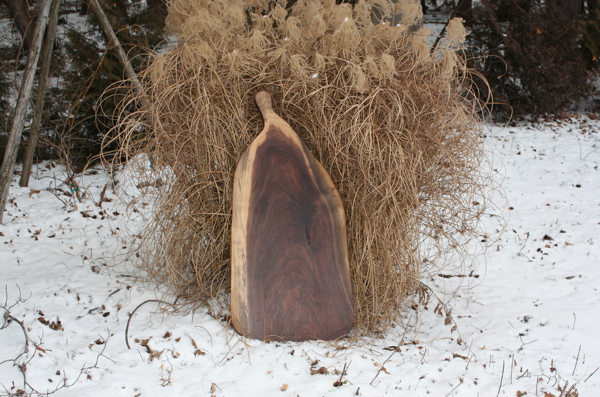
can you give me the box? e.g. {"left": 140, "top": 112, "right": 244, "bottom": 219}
{"left": 1, "top": 287, "right": 114, "bottom": 396}
{"left": 585, "top": 367, "right": 598, "bottom": 382}
{"left": 572, "top": 345, "right": 581, "bottom": 375}
{"left": 416, "top": 281, "right": 463, "bottom": 342}
{"left": 97, "top": 182, "right": 109, "bottom": 208}
{"left": 334, "top": 362, "right": 350, "bottom": 387}
{"left": 517, "top": 369, "right": 531, "bottom": 379}
{"left": 125, "top": 299, "right": 174, "bottom": 349}
{"left": 370, "top": 314, "right": 412, "bottom": 385}
{"left": 496, "top": 360, "right": 505, "bottom": 397}
{"left": 444, "top": 379, "right": 463, "bottom": 397}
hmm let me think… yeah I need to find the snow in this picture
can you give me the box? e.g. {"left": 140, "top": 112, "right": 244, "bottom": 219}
{"left": 1, "top": 114, "right": 600, "bottom": 396}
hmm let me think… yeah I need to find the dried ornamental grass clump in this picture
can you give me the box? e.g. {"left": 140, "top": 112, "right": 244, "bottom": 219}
{"left": 106, "top": 0, "right": 498, "bottom": 337}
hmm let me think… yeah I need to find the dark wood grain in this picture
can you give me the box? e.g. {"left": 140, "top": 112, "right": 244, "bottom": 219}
{"left": 231, "top": 92, "right": 353, "bottom": 341}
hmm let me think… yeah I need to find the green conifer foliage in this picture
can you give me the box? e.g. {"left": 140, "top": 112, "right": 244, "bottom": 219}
{"left": 0, "top": 51, "right": 12, "bottom": 133}
{"left": 582, "top": 0, "right": 600, "bottom": 69}
{"left": 61, "top": 0, "right": 166, "bottom": 163}
{"left": 467, "top": 0, "right": 590, "bottom": 118}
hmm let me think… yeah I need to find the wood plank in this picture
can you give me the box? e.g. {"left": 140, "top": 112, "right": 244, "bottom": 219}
{"left": 231, "top": 92, "right": 353, "bottom": 341}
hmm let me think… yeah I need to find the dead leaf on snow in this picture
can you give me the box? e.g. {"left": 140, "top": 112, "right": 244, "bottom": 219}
{"left": 311, "top": 367, "right": 329, "bottom": 375}
{"left": 49, "top": 318, "right": 62, "bottom": 331}
{"left": 280, "top": 383, "right": 288, "bottom": 391}
{"left": 140, "top": 338, "right": 153, "bottom": 354}
{"left": 188, "top": 335, "right": 205, "bottom": 356}
{"left": 444, "top": 310, "right": 452, "bottom": 325}
{"left": 148, "top": 350, "right": 162, "bottom": 362}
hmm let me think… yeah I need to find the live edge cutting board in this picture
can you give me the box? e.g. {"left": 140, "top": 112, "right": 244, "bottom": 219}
{"left": 231, "top": 91, "right": 353, "bottom": 341}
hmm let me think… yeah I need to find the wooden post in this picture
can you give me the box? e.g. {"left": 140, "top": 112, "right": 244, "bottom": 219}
{"left": 20, "top": 0, "right": 61, "bottom": 187}
{"left": 0, "top": 0, "right": 53, "bottom": 224}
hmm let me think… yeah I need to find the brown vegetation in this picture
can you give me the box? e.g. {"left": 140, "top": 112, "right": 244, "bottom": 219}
{"left": 105, "top": 0, "right": 499, "bottom": 336}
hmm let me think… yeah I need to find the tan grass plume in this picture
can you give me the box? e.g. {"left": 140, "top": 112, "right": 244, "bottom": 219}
{"left": 104, "top": 0, "right": 501, "bottom": 337}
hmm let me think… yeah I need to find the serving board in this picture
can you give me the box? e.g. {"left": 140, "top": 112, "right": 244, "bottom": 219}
{"left": 231, "top": 91, "right": 353, "bottom": 341}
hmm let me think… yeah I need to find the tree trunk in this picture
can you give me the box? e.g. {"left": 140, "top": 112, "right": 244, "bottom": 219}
{"left": 1, "top": 0, "right": 34, "bottom": 50}
{"left": 0, "top": 0, "right": 52, "bottom": 224}
{"left": 19, "top": 0, "right": 60, "bottom": 187}
{"left": 455, "top": 0, "right": 473, "bottom": 26}
{"left": 86, "top": 0, "right": 154, "bottom": 120}
{"left": 86, "top": 0, "right": 144, "bottom": 97}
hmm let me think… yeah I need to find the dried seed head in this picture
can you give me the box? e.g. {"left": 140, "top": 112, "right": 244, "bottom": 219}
{"left": 248, "top": 29, "right": 267, "bottom": 51}
{"left": 309, "top": 14, "right": 327, "bottom": 39}
{"left": 441, "top": 50, "right": 457, "bottom": 88}
{"left": 289, "top": 54, "right": 308, "bottom": 75}
{"left": 269, "top": 47, "right": 288, "bottom": 63}
{"left": 303, "top": 0, "right": 323, "bottom": 25}
{"left": 256, "top": 14, "right": 274, "bottom": 34}
{"left": 354, "top": 0, "right": 372, "bottom": 27}
{"left": 446, "top": 17, "right": 468, "bottom": 48}
{"left": 151, "top": 54, "right": 166, "bottom": 84}
{"left": 380, "top": 53, "right": 395, "bottom": 79}
{"left": 364, "top": 55, "right": 379, "bottom": 78}
{"left": 313, "top": 52, "right": 326, "bottom": 70}
{"left": 352, "top": 66, "right": 369, "bottom": 93}
{"left": 224, "top": 2, "right": 246, "bottom": 29}
{"left": 410, "top": 27, "right": 432, "bottom": 64}
{"left": 284, "top": 17, "right": 302, "bottom": 43}
{"left": 397, "top": 0, "right": 422, "bottom": 26}
{"left": 271, "top": 3, "right": 287, "bottom": 24}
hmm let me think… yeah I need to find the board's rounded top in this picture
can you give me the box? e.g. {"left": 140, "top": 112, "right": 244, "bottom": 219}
{"left": 255, "top": 91, "right": 275, "bottom": 121}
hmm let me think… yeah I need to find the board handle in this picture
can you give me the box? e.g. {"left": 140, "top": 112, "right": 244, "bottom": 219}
{"left": 255, "top": 91, "right": 275, "bottom": 120}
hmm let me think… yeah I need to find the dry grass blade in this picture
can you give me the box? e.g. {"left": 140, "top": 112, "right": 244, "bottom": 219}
{"left": 102, "top": 0, "right": 503, "bottom": 338}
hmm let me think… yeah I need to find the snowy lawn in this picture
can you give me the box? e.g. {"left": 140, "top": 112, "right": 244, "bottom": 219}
{"left": 1, "top": 115, "right": 599, "bottom": 396}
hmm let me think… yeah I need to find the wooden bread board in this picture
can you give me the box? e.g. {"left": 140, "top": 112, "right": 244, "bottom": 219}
{"left": 231, "top": 91, "right": 353, "bottom": 341}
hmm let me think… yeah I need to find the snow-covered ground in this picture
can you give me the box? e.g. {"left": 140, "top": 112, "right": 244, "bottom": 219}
{"left": 1, "top": 114, "right": 599, "bottom": 397}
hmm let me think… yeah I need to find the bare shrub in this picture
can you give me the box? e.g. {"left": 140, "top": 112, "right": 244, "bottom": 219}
{"left": 104, "top": 0, "right": 501, "bottom": 336}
